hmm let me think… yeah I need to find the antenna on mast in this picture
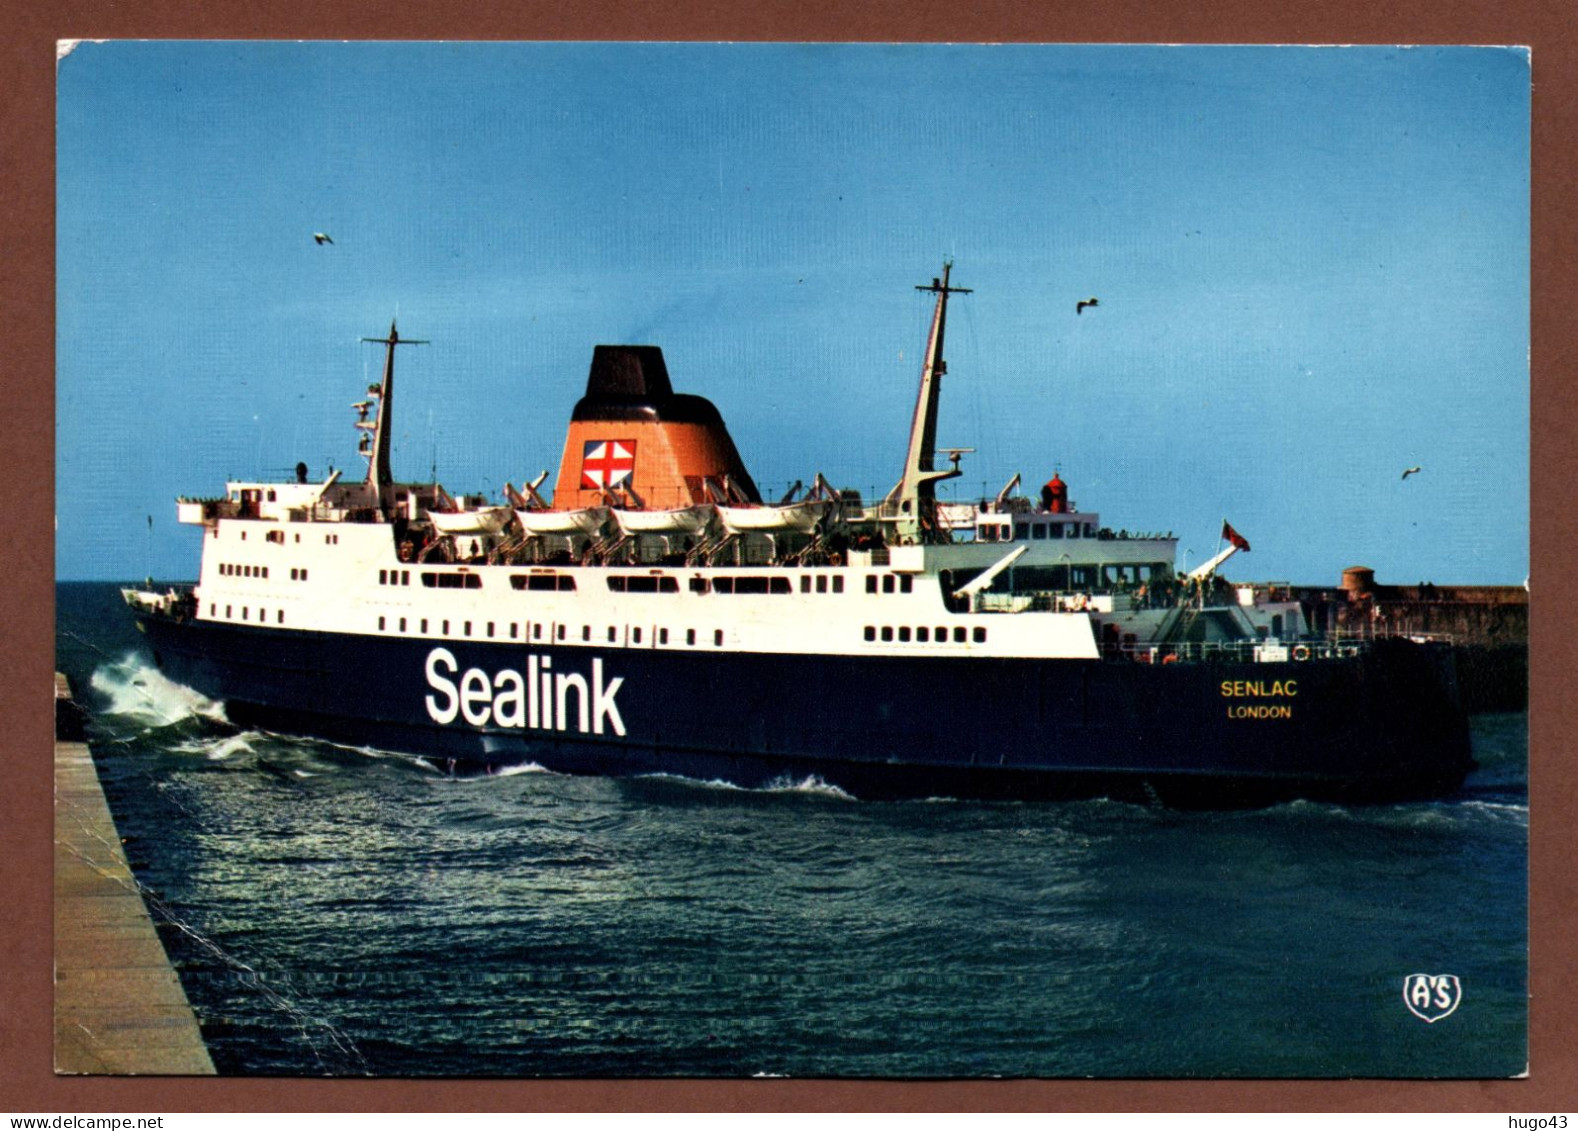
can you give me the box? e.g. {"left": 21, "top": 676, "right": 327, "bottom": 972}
{"left": 885, "top": 262, "right": 971, "bottom": 544}
{"left": 358, "top": 319, "right": 428, "bottom": 519}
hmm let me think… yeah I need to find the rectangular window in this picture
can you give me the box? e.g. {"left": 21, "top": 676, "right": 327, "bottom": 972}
{"left": 380, "top": 569, "right": 387, "bottom": 584}
{"left": 1014, "top": 523, "right": 1029, "bottom": 541}
{"left": 510, "top": 623, "right": 519, "bottom": 639}
{"left": 226, "top": 605, "right": 231, "bottom": 617}
{"left": 714, "top": 629, "right": 723, "bottom": 646}
{"left": 917, "top": 627, "right": 929, "bottom": 642}
{"left": 400, "top": 617, "right": 407, "bottom": 632}
{"left": 557, "top": 624, "right": 566, "bottom": 641}
{"left": 421, "top": 619, "right": 428, "bottom": 633}
{"left": 1032, "top": 524, "right": 1047, "bottom": 540}
{"left": 209, "top": 603, "right": 215, "bottom": 615}
{"left": 880, "top": 626, "right": 893, "bottom": 642}
{"left": 864, "top": 626, "right": 876, "bottom": 641}
{"left": 1066, "top": 524, "right": 1079, "bottom": 540}
{"left": 464, "top": 621, "right": 472, "bottom": 637}
{"left": 533, "top": 624, "right": 543, "bottom": 640}
{"left": 632, "top": 627, "right": 642, "bottom": 643}
{"left": 301, "top": 569, "right": 308, "bottom": 581}
{"left": 241, "top": 607, "right": 248, "bottom": 620}
{"left": 608, "top": 626, "right": 617, "bottom": 642}
{"left": 1050, "top": 523, "right": 1064, "bottom": 539}
{"left": 832, "top": 576, "right": 844, "bottom": 594}
{"left": 882, "top": 575, "right": 895, "bottom": 594}
{"left": 582, "top": 625, "right": 591, "bottom": 641}
{"left": 973, "top": 627, "right": 987, "bottom": 643}
{"left": 689, "top": 577, "right": 710, "bottom": 594}
{"left": 513, "top": 573, "right": 576, "bottom": 592}
{"left": 277, "top": 610, "right": 284, "bottom": 624}
{"left": 816, "top": 576, "right": 827, "bottom": 594}
{"left": 898, "top": 626, "right": 911, "bottom": 642}
{"left": 379, "top": 616, "right": 386, "bottom": 630}
{"left": 1085, "top": 524, "right": 1096, "bottom": 538}
{"left": 487, "top": 622, "right": 495, "bottom": 638}
{"left": 659, "top": 628, "right": 669, "bottom": 645}
{"left": 954, "top": 627, "right": 966, "bottom": 643}
{"left": 900, "top": 575, "right": 913, "bottom": 594}
{"left": 442, "top": 620, "right": 450, "bottom": 635}
{"left": 686, "top": 628, "right": 696, "bottom": 645}
{"left": 866, "top": 576, "right": 877, "bottom": 594}
{"left": 402, "top": 570, "right": 410, "bottom": 585}
{"left": 800, "top": 576, "right": 811, "bottom": 593}
{"left": 713, "top": 577, "right": 734, "bottom": 594}
{"left": 936, "top": 626, "right": 947, "bottom": 640}
{"left": 424, "top": 572, "right": 483, "bottom": 590}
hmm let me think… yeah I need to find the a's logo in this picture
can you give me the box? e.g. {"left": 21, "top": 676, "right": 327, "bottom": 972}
{"left": 581, "top": 439, "right": 637, "bottom": 490}
{"left": 1402, "top": 973, "right": 1462, "bottom": 1023}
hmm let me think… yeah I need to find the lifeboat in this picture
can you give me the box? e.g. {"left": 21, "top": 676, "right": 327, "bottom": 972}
{"left": 717, "top": 499, "right": 830, "bottom": 534}
{"left": 514, "top": 506, "right": 611, "bottom": 536}
{"left": 427, "top": 506, "right": 513, "bottom": 536}
{"left": 612, "top": 506, "right": 713, "bottom": 535}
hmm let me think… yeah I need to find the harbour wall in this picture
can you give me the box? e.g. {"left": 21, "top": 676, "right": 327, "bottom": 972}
{"left": 1294, "top": 571, "right": 1527, "bottom": 713}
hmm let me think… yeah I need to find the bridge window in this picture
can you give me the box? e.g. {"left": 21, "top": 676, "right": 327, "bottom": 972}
{"left": 1032, "top": 524, "right": 1047, "bottom": 540}
{"left": 1014, "top": 523, "right": 1029, "bottom": 540}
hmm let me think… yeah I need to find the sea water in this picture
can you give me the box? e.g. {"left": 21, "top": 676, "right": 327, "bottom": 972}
{"left": 56, "top": 581, "right": 1527, "bottom": 1077}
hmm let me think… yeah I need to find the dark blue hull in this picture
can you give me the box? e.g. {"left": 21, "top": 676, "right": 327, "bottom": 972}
{"left": 136, "top": 615, "right": 1473, "bottom": 806}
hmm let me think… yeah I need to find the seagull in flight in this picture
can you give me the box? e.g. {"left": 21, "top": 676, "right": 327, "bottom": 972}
{"left": 1401, "top": 466, "right": 1423, "bottom": 480}
{"left": 1076, "top": 297, "right": 1099, "bottom": 315}
{"left": 313, "top": 232, "right": 334, "bottom": 245}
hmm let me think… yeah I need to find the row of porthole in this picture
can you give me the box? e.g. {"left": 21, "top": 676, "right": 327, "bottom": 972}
{"left": 211, "top": 603, "right": 284, "bottom": 625}
{"left": 373, "top": 614, "right": 727, "bottom": 649}
{"left": 219, "top": 563, "right": 269, "bottom": 579}
{"left": 864, "top": 624, "right": 986, "bottom": 644}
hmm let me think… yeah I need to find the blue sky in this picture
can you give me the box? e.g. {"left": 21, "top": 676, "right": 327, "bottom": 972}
{"left": 57, "top": 42, "right": 1529, "bottom": 583}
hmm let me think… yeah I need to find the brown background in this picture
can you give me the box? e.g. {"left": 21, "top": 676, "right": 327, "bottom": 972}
{"left": 4, "top": 0, "right": 1572, "bottom": 1113}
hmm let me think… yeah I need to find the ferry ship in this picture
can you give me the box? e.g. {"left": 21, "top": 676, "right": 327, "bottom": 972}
{"left": 124, "top": 266, "right": 1473, "bottom": 805}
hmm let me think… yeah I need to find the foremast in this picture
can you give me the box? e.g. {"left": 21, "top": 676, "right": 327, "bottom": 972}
{"left": 358, "top": 321, "right": 428, "bottom": 519}
{"left": 884, "top": 263, "right": 971, "bottom": 544}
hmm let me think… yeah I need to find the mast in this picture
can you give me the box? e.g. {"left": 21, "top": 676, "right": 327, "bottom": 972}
{"left": 886, "top": 263, "right": 971, "bottom": 544}
{"left": 358, "top": 320, "right": 428, "bottom": 518}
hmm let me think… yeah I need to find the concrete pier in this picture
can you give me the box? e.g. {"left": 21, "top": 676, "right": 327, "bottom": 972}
{"left": 54, "top": 673, "right": 215, "bottom": 1075}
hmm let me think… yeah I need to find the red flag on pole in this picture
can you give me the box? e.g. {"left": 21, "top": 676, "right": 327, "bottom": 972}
{"left": 1222, "top": 521, "right": 1251, "bottom": 552}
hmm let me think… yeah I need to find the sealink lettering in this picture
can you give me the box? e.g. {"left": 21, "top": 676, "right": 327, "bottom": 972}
{"left": 424, "top": 647, "right": 625, "bottom": 736}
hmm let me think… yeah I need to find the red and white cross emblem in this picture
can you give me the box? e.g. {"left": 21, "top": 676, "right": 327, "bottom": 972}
{"left": 580, "top": 439, "right": 637, "bottom": 490}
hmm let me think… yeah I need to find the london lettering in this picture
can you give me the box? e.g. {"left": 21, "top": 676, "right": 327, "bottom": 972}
{"left": 424, "top": 646, "right": 626, "bottom": 735}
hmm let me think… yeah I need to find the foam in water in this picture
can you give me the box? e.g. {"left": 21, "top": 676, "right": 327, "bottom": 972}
{"left": 89, "top": 653, "right": 228, "bottom": 727}
{"left": 170, "top": 732, "right": 261, "bottom": 762}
